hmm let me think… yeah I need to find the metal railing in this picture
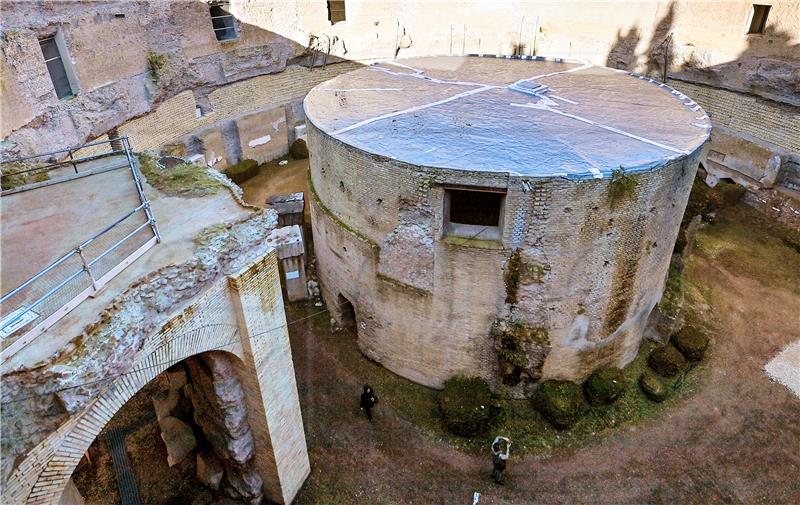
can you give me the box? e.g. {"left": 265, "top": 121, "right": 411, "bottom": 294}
{"left": 0, "top": 137, "right": 132, "bottom": 191}
{"left": 0, "top": 137, "right": 160, "bottom": 358}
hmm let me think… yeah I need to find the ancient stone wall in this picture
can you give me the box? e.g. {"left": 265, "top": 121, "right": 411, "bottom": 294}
{"left": 1, "top": 213, "right": 309, "bottom": 505}
{"left": 3, "top": 1, "right": 796, "bottom": 153}
{"left": 309, "top": 120, "right": 704, "bottom": 389}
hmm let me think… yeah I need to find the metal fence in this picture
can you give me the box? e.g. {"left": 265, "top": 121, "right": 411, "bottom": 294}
{"left": 0, "top": 137, "right": 160, "bottom": 359}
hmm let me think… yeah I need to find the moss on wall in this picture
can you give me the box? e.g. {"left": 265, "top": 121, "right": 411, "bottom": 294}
{"left": 146, "top": 51, "right": 168, "bottom": 82}
{"left": 608, "top": 167, "right": 638, "bottom": 208}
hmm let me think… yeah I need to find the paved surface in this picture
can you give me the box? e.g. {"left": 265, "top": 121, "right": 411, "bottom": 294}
{"left": 1, "top": 181, "right": 250, "bottom": 372}
{"left": 1, "top": 159, "right": 142, "bottom": 292}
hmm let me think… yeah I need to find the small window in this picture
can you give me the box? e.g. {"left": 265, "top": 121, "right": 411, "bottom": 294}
{"left": 39, "top": 36, "right": 74, "bottom": 99}
{"left": 747, "top": 4, "right": 771, "bottom": 34}
{"left": 210, "top": 2, "right": 237, "bottom": 41}
{"left": 444, "top": 188, "right": 505, "bottom": 241}
{"left": 327, "top": 1, "right": 346, "bottom": 24}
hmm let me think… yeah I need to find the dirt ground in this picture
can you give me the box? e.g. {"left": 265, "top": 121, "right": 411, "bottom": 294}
{"left": 286, "top": 204, "right": 800, "bottom": 505}
{"left": 72, "top": 165, "right": 800, "bottom": 505}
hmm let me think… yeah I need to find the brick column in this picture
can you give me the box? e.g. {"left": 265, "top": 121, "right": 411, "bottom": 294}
{"left": 227, "top": 249, "right": 310, "bottom": 504}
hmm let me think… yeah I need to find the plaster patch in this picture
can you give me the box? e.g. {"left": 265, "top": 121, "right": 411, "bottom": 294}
{"left": 764, "top": 339, "right": 800, "bottom": 399}
{"left": 248, "top": 135, "right": 272, "bottom": 147}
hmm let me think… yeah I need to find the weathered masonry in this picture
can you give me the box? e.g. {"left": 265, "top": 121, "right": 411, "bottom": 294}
{"left": 2, "top": 215, "right": 310, "bottom": 505}
{"left": 306, "top": 56, "right": 709, "bottom": 390}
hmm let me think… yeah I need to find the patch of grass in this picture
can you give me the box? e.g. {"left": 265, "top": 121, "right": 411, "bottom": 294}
{"left": 146, "top": 51, "right": 168, "bottom": 82}
{"left": 137, "top": 152, "right": 223, "bottom": 197}
{"left": 658, "top": 260, "right": 685, "bottom": 317}
{"left": 290, "top": 299, "right": 707, "bottom": 457}
{"left": 1, "top": 161, "right": 49, "bottom": 190}
{"left": 694, "top": 205, "right": 800, "bottom": 296}
{"left": 608, "top": 167, "right": 638, "bottom": 208}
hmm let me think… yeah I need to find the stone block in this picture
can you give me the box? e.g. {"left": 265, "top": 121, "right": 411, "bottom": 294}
{"left": 197, "top": 450, "right": 224, "bottom": 491}
{"left": 236, "top": 107, "right": 288, "bottom": 164}
{"left": 166, "top": 365, "right": 188, "bottom": 390}
{"left": 200, "top": 127, "right": 228, "bottom": 169}
{"left": 158, "top": 416, "right": 197, "bottom": 467}
{"left": 152, "top": 387, "right": 179, "bottom": 421}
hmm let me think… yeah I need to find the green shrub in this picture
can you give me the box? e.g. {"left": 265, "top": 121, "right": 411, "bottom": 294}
{"left": 671, "top": 327, "right": 709, "bottom": 361}
{"left": 639, "top": 371, "right": 667, "bottom": 402}
{"left": 147, "top": 51, "right": 168, "bottom": 81}
{"left": 647, "top": 344, "right": 686, "bottom": 378}
{"left": 224, "top": 159, "right": 259, "bottom": 184}
{"left": 583, "top": 366, "right": 625, "bottom": 406}
{"left": 439, "top": 375, "right": 499, "bottom": 437}
{"left": 532, "top": 380, "right": 585, "bottom": 429}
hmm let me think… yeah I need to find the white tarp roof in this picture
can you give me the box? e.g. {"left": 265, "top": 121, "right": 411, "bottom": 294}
{"left": 304, "top": 56, "right": 710, "bottom": 180}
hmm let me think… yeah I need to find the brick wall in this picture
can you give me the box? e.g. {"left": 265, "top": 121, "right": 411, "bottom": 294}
{"left": 115, "top": 63, "right": 361, "bottom": 154}
{"left": 2, "top": 249, "right": 308, "bottom": 505}
{"left": 669, "top": 79, "right": 800, "bottom": 154}
{"left": 309, "top": 121, "right": 704, "bottom": 388}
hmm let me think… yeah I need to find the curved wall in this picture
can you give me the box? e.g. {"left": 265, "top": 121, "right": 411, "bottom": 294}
{"left": 308, "top": 120, "right": 704, "bottom": 389}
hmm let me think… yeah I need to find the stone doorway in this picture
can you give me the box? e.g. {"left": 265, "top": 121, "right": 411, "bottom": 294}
{"left": 336, "top": 294, "right": 356, "bottom": 328}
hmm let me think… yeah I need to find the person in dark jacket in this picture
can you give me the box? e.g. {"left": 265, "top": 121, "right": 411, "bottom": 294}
{"left": 360, "top": 384, "right": 378, "bottom": 421}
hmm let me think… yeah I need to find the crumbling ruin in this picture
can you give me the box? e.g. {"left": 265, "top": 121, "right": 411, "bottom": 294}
{"left": 306, "top": 56, "right": 710, "bottom": 389}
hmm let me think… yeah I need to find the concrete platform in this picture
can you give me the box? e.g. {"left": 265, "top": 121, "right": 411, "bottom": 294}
{"left": 1, "top": 182, "right": 251, "bottom": 372}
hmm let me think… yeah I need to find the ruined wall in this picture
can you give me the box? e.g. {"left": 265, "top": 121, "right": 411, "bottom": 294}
{"left": 3, "top": 1, "right": 796, "bottom": 151}
{"left": 1, "top": 214, "right": 309, "bottom": 505}
{"left": 309, "top": 120, "right": 704, "bottom": 389}
{"left": 0, "top": 0, "right": 307, "bottom": 155}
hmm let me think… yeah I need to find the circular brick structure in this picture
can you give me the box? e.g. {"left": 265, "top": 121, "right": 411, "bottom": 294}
{"left": 304, "top": 56, "right": 709, "bottom": 390}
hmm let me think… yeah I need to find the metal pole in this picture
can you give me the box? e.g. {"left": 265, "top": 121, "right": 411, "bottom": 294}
{"left": 77, "top": 247, "right": 99, "bottom": 292}
{"left": 122, "top": 137, "right": 161, "bottom": 243}
{"left": 69, "top": 150, "right": 78, "bottom": 174}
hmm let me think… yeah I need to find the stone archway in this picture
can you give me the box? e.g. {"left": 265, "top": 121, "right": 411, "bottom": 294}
{"left": 3, "top": 250, "right": 309, "bottom": 505}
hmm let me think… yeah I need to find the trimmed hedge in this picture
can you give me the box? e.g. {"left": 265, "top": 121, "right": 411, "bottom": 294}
{"left": 439, "top": 375, "right": 499, "bottom": 437}
{"left": 648, "top": 344, "right": 686, "bottom": 378}
{"left": 639, "top": 371, "right": 667, "bottom": 402}
{"left": 583, "top": 366, "right": 625, "bottom": 406}
{"left": 532, "top": 380, "right": 585, "bottom": 429}
{"left": 290, "top": 138, "right": 309, "bottom": 159}
{"left": 671, "top": 328, "right": 709, "bottom": 361}
{"left": 224, "top": 159, "right": 259, "bottom": 184}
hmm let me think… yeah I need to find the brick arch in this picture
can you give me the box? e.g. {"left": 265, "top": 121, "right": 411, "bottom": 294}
{"left": 5, "top": 251, "right": 310, "bottom": 505}
{"left": 16, "top": 324, "right": 241, "bottom": 505}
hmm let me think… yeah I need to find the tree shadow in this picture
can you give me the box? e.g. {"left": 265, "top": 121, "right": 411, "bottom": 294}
{"left": 606, "top": 27, "right": 641, "bottom": 70}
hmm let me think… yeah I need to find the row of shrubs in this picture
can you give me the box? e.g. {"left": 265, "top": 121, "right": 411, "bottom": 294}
{"left": 640, "top": 326, "right": 709, "bottom": 402}
{"left": 439, "top": 328, "right": 709, "bottom": 435}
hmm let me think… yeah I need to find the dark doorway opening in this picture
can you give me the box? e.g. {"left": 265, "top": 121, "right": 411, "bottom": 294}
{"left": 337, "top": 293, "right": 356, "bottom": 327}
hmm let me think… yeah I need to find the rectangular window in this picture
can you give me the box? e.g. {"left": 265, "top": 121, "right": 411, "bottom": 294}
{"left": 747, "top": 4, "right": 771, "bottom": 34}
{"left": 443, "top": 187, "right": 505, "bottom": 241}
{"left": 327, "top": 1, "right": 346, "bottom": 24}
{"left": 39, "top": 36, "right": 73, "bottom": 99}
{"left": 210, "top": 3, "right": 237, "bottom": 41}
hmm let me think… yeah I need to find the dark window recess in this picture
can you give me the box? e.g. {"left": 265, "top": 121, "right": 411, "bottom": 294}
{"left": 327, "top": 1, "right": 346, "bottom": 23}
{"left": 747, "top": 5, "right": 770, "bottom": 34}
{"left": 448, "top": 189, "right": 503, "bottom": 227}
{"left": 39, "top": 37, "right": 73, "bottom": 99}
{"left": 210, "top": 3, "right": 237, "bottom": 41}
